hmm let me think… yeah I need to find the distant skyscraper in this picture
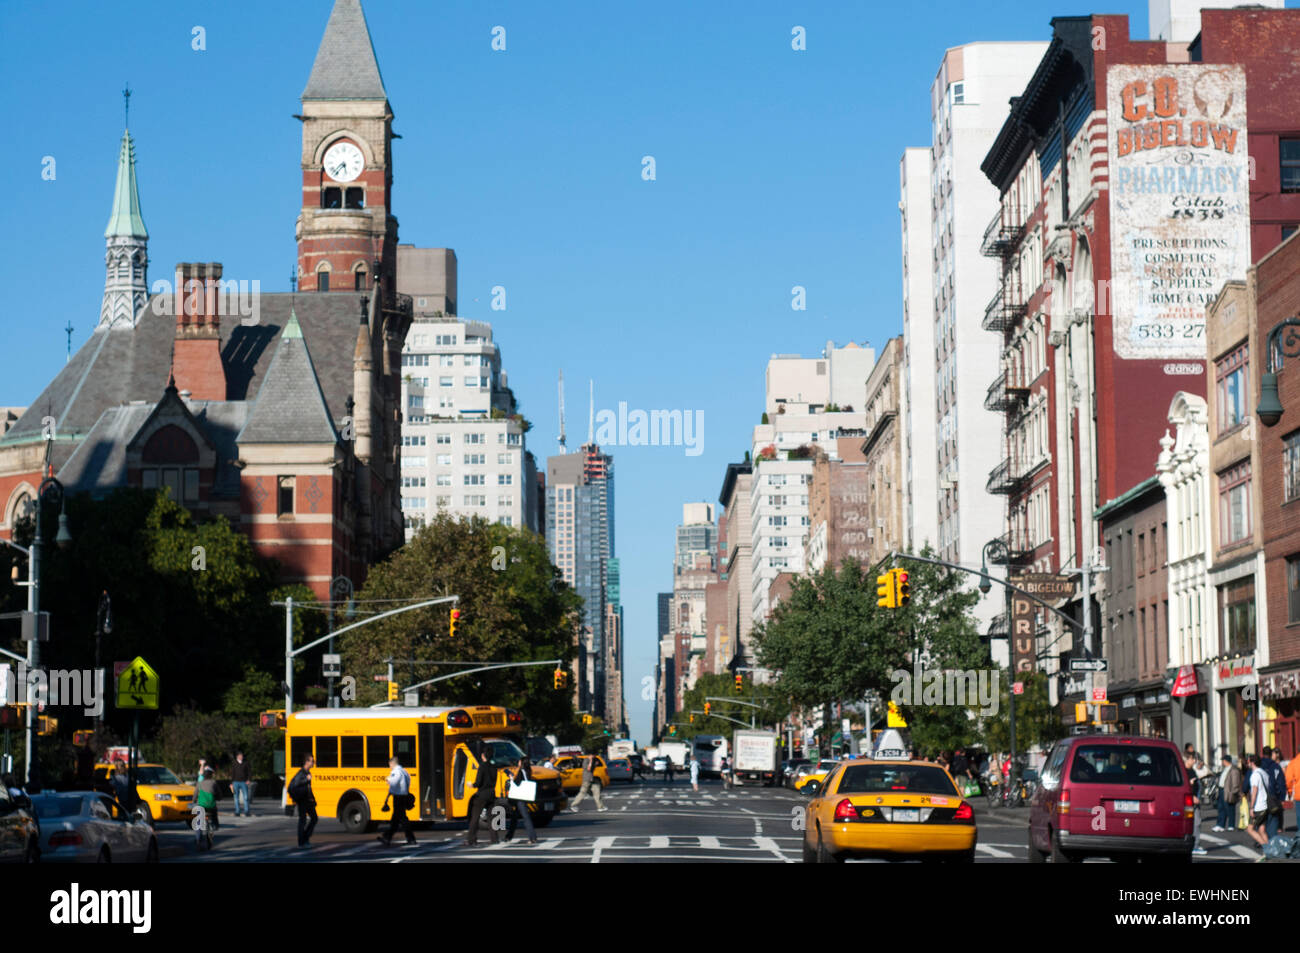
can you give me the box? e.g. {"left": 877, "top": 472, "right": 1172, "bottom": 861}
{"left": 546, "top": 443, "right": 615, "bottom": 717}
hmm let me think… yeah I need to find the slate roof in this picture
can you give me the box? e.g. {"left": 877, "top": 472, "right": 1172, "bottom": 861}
{"left": 302, "top": 0, "right": 387, "bottom": 101}
{"left": 238, "top": 311, "right": 340, "bottom": 445}
{"left": 2, "top": 292, "right": 365, "bottom": 450}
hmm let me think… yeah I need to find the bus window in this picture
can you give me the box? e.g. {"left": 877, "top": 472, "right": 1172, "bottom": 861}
{"left": 316, "top": 737, "right": 339, "bottom": 768}
{"left": 341, "top": 736, "right": 364, "bottom": 768}
{"left": 394, "top": 735, "right": 416, "bottom": 769}
{"left": 290, "top": 736, "right": 312, "bottom": 767}
{"left": 452, "top": 747, "right": 468, "bottom": 800}
{"left": 366, "top": 736, "right": 389, "bottom": 767}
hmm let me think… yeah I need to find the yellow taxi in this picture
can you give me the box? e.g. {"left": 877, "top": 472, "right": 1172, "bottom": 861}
{"left": 793, "top": 759, "right": 840, "bottom": 795}
{"left": 801, "top": 732, "right": 977, "bottom": 863}
{"left": 550, "top": 754, "right": 610, "bottom": 793}
{"left": 94, "top": 762, "right": 196, "bottom": 824}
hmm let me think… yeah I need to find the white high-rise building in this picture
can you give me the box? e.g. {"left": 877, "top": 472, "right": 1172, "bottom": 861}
{"left": 901, "top": 43, "right": 1046, "bottom": 634}
{"left": 397, "top": 311, "right": 539, "bottom": 536}
{"left": 750, "top": 343, "right": 871, "bottom": 622}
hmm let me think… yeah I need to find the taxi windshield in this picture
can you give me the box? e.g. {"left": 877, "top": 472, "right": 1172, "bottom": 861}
{"left": 835, "top": 764, "right": 957, "bottom": 796}
{"left": 136, "top": 766, "right": 182, "bottom": 785}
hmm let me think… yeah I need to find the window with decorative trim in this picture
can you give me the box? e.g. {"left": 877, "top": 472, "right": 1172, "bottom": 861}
{"left": 1217, "top": 461, "right": 1251, "bottom": 545}
{"left": 1215, "top": 344, "right": 1248, "bottom": 432}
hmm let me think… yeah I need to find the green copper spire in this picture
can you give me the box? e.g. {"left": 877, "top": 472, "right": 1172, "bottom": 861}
{"left": 105, "top": 128, "right": 147, "bottom": 239}
{"left": 284, "top": 309, "right": 304, "bottom": 339}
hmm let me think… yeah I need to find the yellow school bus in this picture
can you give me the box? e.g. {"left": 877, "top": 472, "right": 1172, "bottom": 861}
{"left": 284, "top": 705, "right": 567, "bottom": 833}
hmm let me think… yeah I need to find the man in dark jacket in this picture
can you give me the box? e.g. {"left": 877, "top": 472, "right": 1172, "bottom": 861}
{"left": 230, "top": 752, "right": 252, "bottom": 817}
{"left": 465, "top": 745, "right": 500, "bottom": 846}
{"left": 289, "top": 755, "right": 317, "bottom": 848}
{"left": 1214, "top": 753, "right": 1242, "bottom": 832}
{"left": 1261, "top": 746, "right": 1285, "bottom": 839}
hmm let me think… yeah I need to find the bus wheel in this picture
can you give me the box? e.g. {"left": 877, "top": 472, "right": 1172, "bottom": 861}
{"left": 340, "top": 796, "right": 370, "bottom": 834}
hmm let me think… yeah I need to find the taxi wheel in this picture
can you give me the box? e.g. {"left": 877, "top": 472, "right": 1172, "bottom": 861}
{"left": 802, "top": 835, "right": 816, "bottom": 864}
{"left": 815, "top": 828, "right": 842, "bottom": 864}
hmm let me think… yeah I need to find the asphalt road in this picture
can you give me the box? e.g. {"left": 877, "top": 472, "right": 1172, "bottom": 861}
{"left": 153, "top": 777, "right": 1288, "bottom": 863}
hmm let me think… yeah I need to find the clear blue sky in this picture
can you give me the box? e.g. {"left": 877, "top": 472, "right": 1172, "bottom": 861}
{"left": 1, "top": 0, "right": 1166, "bottom": 743}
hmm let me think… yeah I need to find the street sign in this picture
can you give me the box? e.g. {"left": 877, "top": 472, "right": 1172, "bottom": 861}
{"left": 115, "top": 656, "right": 159, "bottom": 710}
{"left": 1013, "top": 682, "right": 1024, "bottom": 695}
{"left": 404, "top": 690, "right": 419, "bottom": 707}
{"left": 373, "top": 675, "right": 388, "bottom": 682}
{"left": 1092, "top": 688, "right": 1107, "bottom": 701}
{"left": 1070, "top": 659, "right": 1109, "bottom": 673}
{"left": 1011, "top": 573, "right": 1077, "bottom": 601}
{"left": 322, "top": 653, "right": 341, "bottom": 678}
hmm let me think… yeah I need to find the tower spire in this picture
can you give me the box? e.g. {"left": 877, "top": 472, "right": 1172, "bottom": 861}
{"left": 558, "top": 370, "right": 567, "bottom": 454}
{"left": 100, "top": 93, "right": 149, "bottom": 329}
{"left": 123, "top": 83, "right": 131, "bottom": 128}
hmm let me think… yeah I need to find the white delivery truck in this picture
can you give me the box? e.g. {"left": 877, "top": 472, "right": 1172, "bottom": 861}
{"left": 607, "top": 738, "right": 636, "bottom": 761}
{"left": 731, "top": 730, "right": 779, "bottom": 786}
{"left": 657, "top": 740, "right": 690, "bottom": 770}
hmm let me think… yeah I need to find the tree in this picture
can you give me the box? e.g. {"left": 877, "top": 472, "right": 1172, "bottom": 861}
{"left": 341, "top": 513, "right": 581, "bottom": 734}
{"left": 753, "top": 549, "right": 986, "bottom": 751}
{"left": 669, "top": 672, "right": 790, "bottom": 739}
{"left": 980, "top": 671, "right": 1064, "bottom": 755}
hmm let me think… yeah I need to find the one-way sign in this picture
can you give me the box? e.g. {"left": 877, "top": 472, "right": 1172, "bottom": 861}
{"left": 1069, "top": 659, "right": 1109, "bottom": 673}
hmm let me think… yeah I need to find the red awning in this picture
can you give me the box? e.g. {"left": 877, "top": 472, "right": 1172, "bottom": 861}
{"left": 1171, "top": 665, "right": 1200, "bottom": 698}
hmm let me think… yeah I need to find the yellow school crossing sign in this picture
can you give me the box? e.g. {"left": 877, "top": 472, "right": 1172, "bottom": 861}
{"left": 115, "top": 656, "right": 158, "bottom": 710}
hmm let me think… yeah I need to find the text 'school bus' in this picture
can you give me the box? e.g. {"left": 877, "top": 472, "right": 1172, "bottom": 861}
{"left": 284, "top": 706, "right": 567, "bottom": 833}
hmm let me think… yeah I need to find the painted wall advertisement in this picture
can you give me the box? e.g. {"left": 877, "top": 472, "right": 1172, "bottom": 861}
{"left": 1107, "top": 64, "right": 1250, "bottom": 359}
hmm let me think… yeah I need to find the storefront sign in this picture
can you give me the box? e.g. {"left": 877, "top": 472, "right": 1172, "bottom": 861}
{"left": 1012, "top": 573, "right": 1076, "bottom": 601}
{"left": 1107, "top": 64, "right": 1250, "bottom": 358}
{"left": 1122, "top": 695, "right": 1137, "bottom": 709}
{"left": 1171, "top": 664, "right": 1200, "bottom": 697}
{"left": 1261, "top": 668, "right": 1300, "bottom": 699}
{"left": 1011, "top": 594, "right": 1036, "bottom": 673}
{"left": 1215, "top": 654, "right": 1255, "bottom": 689}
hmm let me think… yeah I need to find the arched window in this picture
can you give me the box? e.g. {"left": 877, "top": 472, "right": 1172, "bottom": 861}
{"left": 322, "top": 187, "right": 342, "bottom": 209}
{"left": 316, "top": 264, "right": 331, "bottom": 293}
{"left": 345, "top": 187, "right": 364, "bottom": 210}
{"left": 353, "top": 263, "right": 368, "bottom": 291}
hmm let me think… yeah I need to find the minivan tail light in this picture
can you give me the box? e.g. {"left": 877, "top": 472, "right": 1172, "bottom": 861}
{"left": 833, "top": 799, "right": 857, "bottom": 821}
{"left": 1058, "top": 787, "right": 1071, "bottom": 815}
{"left": 1184, "top": 792, "right": 1195, "bottom": 818}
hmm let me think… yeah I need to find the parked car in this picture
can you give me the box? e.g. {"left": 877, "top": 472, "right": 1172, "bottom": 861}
{"left": 1028, "top": 734, "right": 1194, "bottom": 863}
{"left": 606, "top": 758, "right": 634, "bottom": 783}
{"left": 0, "top": 785, "right": 39, "bottom": 863}
{"left": 782, "top": 759, "right": 811, "bottom": 788}
{"left": 31, "top": 792, "right": 158, "bottom": 863}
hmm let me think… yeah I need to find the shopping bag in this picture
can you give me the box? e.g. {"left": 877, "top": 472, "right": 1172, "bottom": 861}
{"left": 508, "top": 777, "right": 537, "bottom": 801}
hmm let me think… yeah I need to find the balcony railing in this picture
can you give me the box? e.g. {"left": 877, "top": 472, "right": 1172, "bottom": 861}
{"left": 986, "top": 455, "right": 1029, "bottom": 496}
{"left": 981, "top": 279, "right": 1029, "bottom": 334}
{"left": 984, "top": 371, "right": 1031, "bottom": 413}
{"left": 987, "top": 531, "right": 1034, "bottom": 566}
{"left": 979, "top": 206, "right": 1027, "bottom": 258}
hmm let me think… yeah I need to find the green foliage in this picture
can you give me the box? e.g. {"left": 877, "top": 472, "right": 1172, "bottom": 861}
{"left": 151, "top": 705, "right": 281, "bottom": 778}
{"left": 980, "top": 671, "right": 1064, "bottom": 754}
{"left": 760, "top": 413, "right": 769, "bottom": 425}
{"left": 342, "top": 513, "right": 581, "bottom": 734}
{"left": 222, "top": 665, "right": 280, "bottom": 715}
{"left": 754, "top": 550, "right": 985, "bottom": 753}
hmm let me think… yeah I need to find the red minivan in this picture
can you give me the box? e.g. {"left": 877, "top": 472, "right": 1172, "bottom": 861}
{"left": 1028, "top": 734, "right": 1194, "bottom": 863}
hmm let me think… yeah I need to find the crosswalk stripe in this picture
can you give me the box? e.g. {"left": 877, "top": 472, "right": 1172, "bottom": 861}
{"left": 698, "top": 835, "right": 720, "bottom": 849}
{"left": 649, "top": 836, "right": 669, "bottom": 849}
{"left": 976, "top": 844, "right": 1015, "bottom": 858}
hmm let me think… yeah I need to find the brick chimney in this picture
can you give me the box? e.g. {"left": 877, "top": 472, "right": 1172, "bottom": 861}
{"left": 171, "top": 262, "right": 226, "bottom": 400}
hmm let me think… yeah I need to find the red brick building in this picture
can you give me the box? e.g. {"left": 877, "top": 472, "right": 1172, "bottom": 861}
{"left": 0, "top": 0, "right": 410, "bottom": 598}
{"left": 980, "top": 9, "right": 1300, "bottom": 722}
{"left": 1253, "top": 232, "right": 1300, "bottom": 758}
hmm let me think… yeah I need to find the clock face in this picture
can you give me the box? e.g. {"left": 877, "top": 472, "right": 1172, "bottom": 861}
{"left": 323, "top": 141, "right": 365, "bottom": 183}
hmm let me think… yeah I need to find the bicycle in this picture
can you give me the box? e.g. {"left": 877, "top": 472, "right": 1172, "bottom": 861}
{"left": 192, "top": 805, "right": 215, "bottom": 851}
{"left": 1198, "top": 773, "right": 1219, "bottom": 809}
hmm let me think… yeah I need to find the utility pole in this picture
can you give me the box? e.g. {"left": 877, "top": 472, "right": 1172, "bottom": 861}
{"left": 1065, "top": 549, "right": 1107, "bottom": 710}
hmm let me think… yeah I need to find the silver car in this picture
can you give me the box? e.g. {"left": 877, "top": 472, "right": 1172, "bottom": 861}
{"left": 31, "top": 793, "right": 158, "bottom": 863}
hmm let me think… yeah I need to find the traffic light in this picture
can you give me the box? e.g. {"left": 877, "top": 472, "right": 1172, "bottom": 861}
{"left": 704, "top": 701, "right": 711, "bottom": 716}
{"left": 553, "top": 668, "right": 565, "bottom": 690}
{"left": 669, "top": 725, "right": 677, "bottom": 736}
{"left": 0, "top": 706, "right": 19, "bottom": 728}
{"left": 734, "top": 673, "right": 743, "bottom": 694}
{"left": 1096, "top": 701, "right": 1118, "bottom": 723}
{"left": 37, "top": 715, "right": 58, "bottom": 736}
{"left": 876, "top": 573, "right": 896, "bottom": 609}
{"left": 260, "top": 710, "right": 286, "bottom": 729}
{"left": 449, "top": 608, "right": 460, "bottom": 638}
{"left": 894, "top": 569, "right": 911, "bottom": 607}
{"left": 387, "top": 681, "right": 399, "bottom": 703}
{"left": 1074, "top": 701, "right": 1089, "bottom": 724}
{"left": 73, "top": 729, "right": 94, "bottom": 746}
{"left": 689, "top": 713, "right": 694, "bottom": 723}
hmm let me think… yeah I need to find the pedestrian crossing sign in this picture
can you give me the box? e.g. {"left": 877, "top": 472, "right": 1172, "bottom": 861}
{"left": 115, "top": 656, "right": 159, "bottom": 710}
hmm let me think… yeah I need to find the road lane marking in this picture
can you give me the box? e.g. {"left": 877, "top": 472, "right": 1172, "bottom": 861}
{"left": 976, "top": 844, "right": 1015, "bottom": 858}
{"left": 755, "top": 836, "right": 791, "bottom": 862}
{"left": 591, "top": 835, "right": 615, "bottom": 863}
{"left": 649, "top": 836, "right": 669, "bottom": 849}
{"left": 698, "top": 835, "right": 720, "bottom": 849}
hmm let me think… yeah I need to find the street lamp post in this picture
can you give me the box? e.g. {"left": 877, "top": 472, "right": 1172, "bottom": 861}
{"left": 979, "top": 537, "right": 1016, "bottom": 794}
{"left": 327, "top": 575, "right": 353, "bottom": 708}
{"left": 1256, "top": 315, "right": 1300, "bottom": 427}
{"left": 94, "top": 590, "right": 112, "bottom": 732}
{"left": 25, "top": 460, "right": 72, "bottom": 789}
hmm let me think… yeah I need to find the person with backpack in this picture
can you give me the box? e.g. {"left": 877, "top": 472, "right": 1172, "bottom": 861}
{"left": 288, "top": 755, "right": 317, "bottom": 848}
{"left": 1261, "top": 746, "right": 1287, "bottom": 839}
{"left": 1245, "top": 754, "right": 1271, "bottom": 849}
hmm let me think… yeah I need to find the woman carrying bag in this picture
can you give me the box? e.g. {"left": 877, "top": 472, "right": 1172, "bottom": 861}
{"left": 505, "top": 756, "right": 539, "bottom": 844}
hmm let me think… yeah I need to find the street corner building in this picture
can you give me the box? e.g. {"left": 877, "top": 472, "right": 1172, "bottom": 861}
{"left": 0, "top": 0, "right": 419, "bottom": 598}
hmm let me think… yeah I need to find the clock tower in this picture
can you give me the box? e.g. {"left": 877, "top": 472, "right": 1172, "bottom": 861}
{"left": 295, "top": 0, "right": 396, "bottom": 294}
